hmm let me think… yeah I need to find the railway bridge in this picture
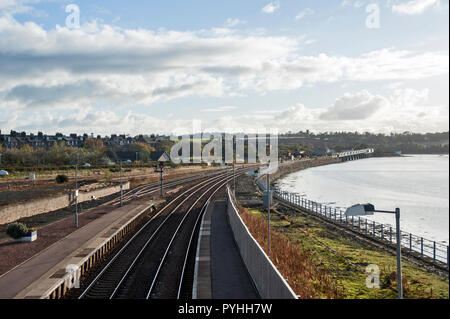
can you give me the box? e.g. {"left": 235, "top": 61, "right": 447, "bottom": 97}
{"left": 332, "top": 148, "right": 374, "bottom": 162}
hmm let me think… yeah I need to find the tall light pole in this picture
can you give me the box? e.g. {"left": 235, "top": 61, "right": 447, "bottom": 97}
{"left": 345, "top": 204, "right": 402, "bottom": 299}
{"left": 75, "top": 152, "right": 79, "bottom": 228}
{"left": 120, "top": 160, "right": 123, "bottom": 207}
{"left": 226, "top": 164, "right": 228, "bottom": 186}
{"left": 395, "top": 208, "right": 402, "bottom": 299}
{"left": 267, "top": 172, "right": 271, "bottom": 253}
{"left": 233, "top": 162, "right": 236, "bottom": 197}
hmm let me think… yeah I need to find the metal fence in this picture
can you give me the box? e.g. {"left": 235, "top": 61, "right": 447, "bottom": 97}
{"left": 257, "top": 176, "right": 449, "bottom": 268}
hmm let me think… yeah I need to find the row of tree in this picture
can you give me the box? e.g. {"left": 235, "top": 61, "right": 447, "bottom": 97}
{"left": 0, "top": 139, "right": 159, "bottom": 168}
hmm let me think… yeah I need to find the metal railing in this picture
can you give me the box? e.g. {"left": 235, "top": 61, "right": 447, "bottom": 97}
{"left": 257, "top": 176, "right": 449, "bottom": 268}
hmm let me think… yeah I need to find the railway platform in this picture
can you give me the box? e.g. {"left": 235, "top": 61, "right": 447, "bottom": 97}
{"left": 0, "top": 201, "right": 161, "bottom": 299}
{"left": 194, "top": 200, "right": 259, "bottom": 299}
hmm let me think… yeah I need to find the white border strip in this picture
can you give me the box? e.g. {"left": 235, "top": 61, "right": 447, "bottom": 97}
{"left": 192, "top": 200, "right": 211, "bottom": 299}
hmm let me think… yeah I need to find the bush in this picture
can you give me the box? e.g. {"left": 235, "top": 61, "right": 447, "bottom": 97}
{"left": 55, "top": 174, "right": 69, "bottom": 183}
{"left": 6, "top": 222, "right": 29, "bottom": 239}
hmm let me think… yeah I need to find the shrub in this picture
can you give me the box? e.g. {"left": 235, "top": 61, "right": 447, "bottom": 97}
{"left": 104, "top": 171, "right": 112, "bottom": 184}
{"left": 6, "top": 222, "right": 29, "bottom": 239}
{"left": 55, "top": 174, "right": 69, "bottom": 183}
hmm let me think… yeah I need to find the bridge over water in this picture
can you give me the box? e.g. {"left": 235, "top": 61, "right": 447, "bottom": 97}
{"left": 332, "top": 148, "right": 374, "bottom": 162}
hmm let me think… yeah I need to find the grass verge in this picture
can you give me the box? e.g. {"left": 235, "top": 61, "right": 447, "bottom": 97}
{"left": 240, "top": 205, "right": 449, "bottom": 299}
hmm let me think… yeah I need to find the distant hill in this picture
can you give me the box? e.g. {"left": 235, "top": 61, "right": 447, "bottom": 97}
{"left": 277, "top": 131, "right": 449, "bottom": 156}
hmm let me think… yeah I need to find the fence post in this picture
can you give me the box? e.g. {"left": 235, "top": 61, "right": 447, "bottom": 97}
{"left": 421, "top": 238, "right": 424, "bottom": 257}
{"left": 373, "top": 221, "right": 375, "bottom": 237}
{"left": 390, "top": 227, "right": 393, "bottom": 244}
{"left": 433, "top": 242, "right": 436, "bottom": 263}
{"left": 358, "top": 217, "right": 361, "bottom": 231}
{"left": 365, "top": 219, "right": 368, "bottom": 234}
{"left": 381, "top": 224, "right": 384, "bottom": 240}
{"left": 409, "top": 233, "right": 412, "bottom": 253}
{"left": 447, "top": 246, "right": 449, "bottom": 270}
{"left": 352, "top": 216, "right": 354, "bottom": 229}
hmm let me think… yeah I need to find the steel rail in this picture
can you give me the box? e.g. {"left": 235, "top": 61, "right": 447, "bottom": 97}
{"left": 108, "top": 172, "right": 232, "bottom": 299}
{"left": 146, "top": 172, "right": 246, "bottom": 299}
{"left": 78, "top": 169, "right": 230, "bottom": 299}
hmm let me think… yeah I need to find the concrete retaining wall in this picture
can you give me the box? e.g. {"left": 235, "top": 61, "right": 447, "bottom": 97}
{"left": 226, "top": 188, "right": 297, "bottom": 299}
{"left": 0, "top": 182, "right": 130, "bottom": 225}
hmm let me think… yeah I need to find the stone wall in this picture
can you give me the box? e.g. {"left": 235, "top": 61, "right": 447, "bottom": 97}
{"left": 268, "top": 157, "right": 340, "bottom": 183}
{"left": 0, "top": 182, "right": 130, "bottom": 225}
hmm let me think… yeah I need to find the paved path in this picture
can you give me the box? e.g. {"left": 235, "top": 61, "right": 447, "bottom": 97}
{"left": 210, "top": 201, "right": 259, "bottom": 299}
{"left": 0, "top": 204, "right": 147, "bottom": 299}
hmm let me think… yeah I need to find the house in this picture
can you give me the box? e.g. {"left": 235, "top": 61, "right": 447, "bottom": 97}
{"left": 150, "top": 151, "right": 171, "bottom": 162}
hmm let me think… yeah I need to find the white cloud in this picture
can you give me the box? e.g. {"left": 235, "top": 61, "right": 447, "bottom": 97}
{"left": 319, "top": 91, "right": 389, "bottom": 120}
{"left": 341, "top": 0, "right": 366, "bottom": 8}
{"left": 224, "top": 18, "right": 246, "bottom": 27}
{"left": 2, "top": 88, "right": 447, "bottom": 135}
{"left": 341, "top": 0, "right": 443, "bottom": 14}
{"left": 392, "top": 0, "right": 440, "bottom": 14}
{"left": 0, "top": 15, "right": 447, "bottom": 112}
{"left": 261, "top": 1, "right": 280, "bottom": 14}
{"left": 0, "top": 14, "right": 448, "bottom": 134}
{"left": 272, "top": 88, "right": 447, "bottom": 133}
{"left": 295, "top": 8, "right": 314, "bottom": 21}
{"left": 202, "top": 106, "right": 238, "bottom": 112}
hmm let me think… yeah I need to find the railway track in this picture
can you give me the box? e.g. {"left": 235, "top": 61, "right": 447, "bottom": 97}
{"left": 104, "top": 167, "right": 228, "bottom": 206}
{"left": 77, "top": 167, "right": 250, "bottom": 299}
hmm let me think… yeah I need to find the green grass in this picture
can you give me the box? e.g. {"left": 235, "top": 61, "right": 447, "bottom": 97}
{"left": 246, "top": 207, "right": 449, "bottom": 299}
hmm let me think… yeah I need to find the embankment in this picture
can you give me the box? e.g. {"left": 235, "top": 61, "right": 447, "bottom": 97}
{"left": 266, "top": 157, "right": 340, "bottom": 184}
{"left": 0, "top": 182, "right": 130, "bottom": 225}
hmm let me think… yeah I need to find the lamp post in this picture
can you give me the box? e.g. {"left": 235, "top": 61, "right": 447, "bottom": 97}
{"left": 75, "top": 152, "right": 79, "bottom": 228}
{"left": 120, "top": 160, "right": 123, "bottom": 207}
{"left": 345, "top": 204, "right": 402, "bottom": 299}
{"left": 267, "top": 171, "right": 270, "bottom": 253}
{"left": 233, "top": 161, "right": 236, "bottom": 197}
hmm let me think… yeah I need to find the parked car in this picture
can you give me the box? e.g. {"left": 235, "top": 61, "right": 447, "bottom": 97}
{"left": 0, "top": 170, "right": 9, "bottom": 176}
{"left": 82, "top": 163, "right": 91, "bottom": 167}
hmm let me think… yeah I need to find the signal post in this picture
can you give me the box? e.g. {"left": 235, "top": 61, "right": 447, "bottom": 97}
{"left": 155, "top": 161, "right": 165, "bottom": 197}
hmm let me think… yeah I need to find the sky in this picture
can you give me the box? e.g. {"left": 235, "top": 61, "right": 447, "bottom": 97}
{"left": 0, "top": 0, "right": 448, "bottom": 136}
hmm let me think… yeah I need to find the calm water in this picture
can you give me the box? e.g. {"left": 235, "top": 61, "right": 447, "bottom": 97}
{"left": 276, "top": 155, "right": 449, "bottom": 245}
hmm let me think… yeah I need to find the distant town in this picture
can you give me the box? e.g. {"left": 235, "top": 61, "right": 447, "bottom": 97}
{"left": 0, "top": 129, "right": 448, "bottom": 168}
{"left": 0, "top": 130, "right": 170, "bottom": 150}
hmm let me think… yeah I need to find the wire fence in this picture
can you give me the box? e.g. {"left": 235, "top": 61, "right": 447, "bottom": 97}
{"left": 257, "top": 177, "right": 449, "bottom": 268}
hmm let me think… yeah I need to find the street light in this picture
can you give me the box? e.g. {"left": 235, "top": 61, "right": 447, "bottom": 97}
{"left": 120, "top": 160, "right": 123, "bottom": 206}
{"left": 345, "top": 203, "right": 402, "bottom": 299}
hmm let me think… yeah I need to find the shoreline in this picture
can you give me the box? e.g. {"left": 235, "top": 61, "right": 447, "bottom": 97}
{"left": 272, "top": 154, "right": 449, "bottom": 246}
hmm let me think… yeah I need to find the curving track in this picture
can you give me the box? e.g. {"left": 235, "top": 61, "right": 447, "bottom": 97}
{"left": 77, "top": 167, "right": 250, "bottom": 299}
